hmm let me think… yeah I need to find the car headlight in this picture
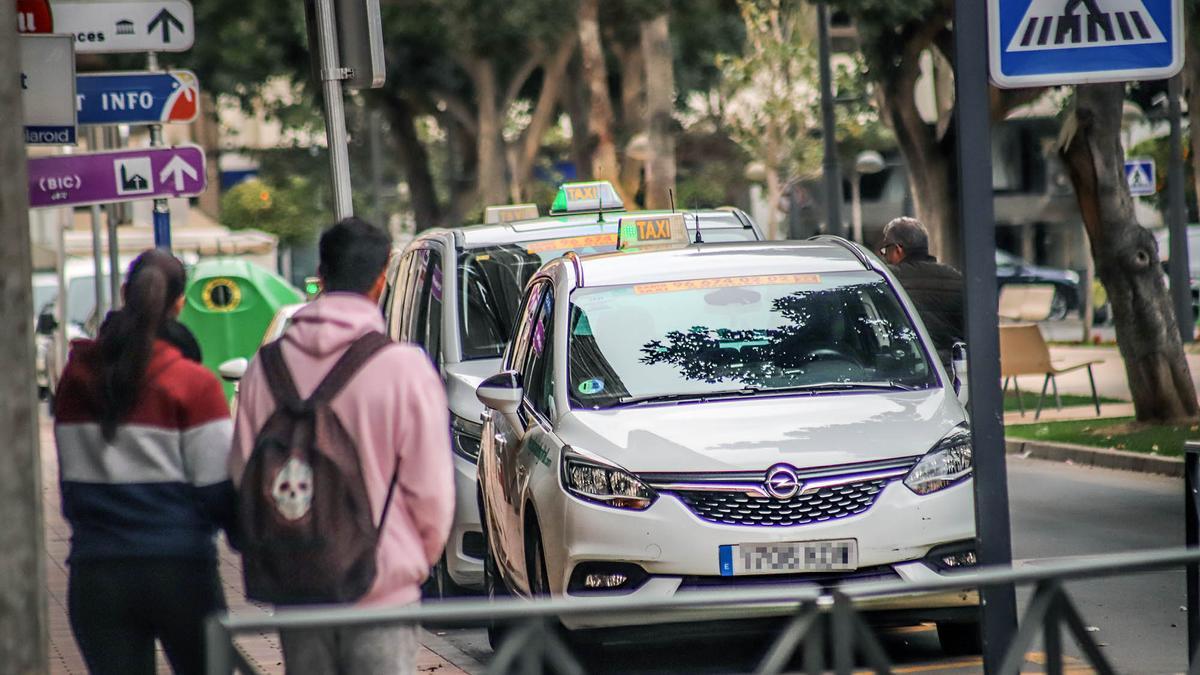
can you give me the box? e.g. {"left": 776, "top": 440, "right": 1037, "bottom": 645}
{"left": 452, "top": 415, "right": 482, "bottom": 462}
{"left": 904, "top": 426, "right": 972, "bottom": 495}
{"left": 561, "top": 448, "right": 656, "bottom": 510}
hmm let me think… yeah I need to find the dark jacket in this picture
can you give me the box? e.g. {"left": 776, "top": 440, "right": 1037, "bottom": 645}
{"left": 889, "top": 252, "right": 965, "bottom": 363}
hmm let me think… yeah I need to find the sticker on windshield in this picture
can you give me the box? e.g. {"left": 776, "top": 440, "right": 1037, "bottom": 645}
{"left": 578, "top": 378, "right": 605, "bottom": 395}
{"left": 525, "top": 234, "right": 617, "bottom": 254}
{"left": 633, "top": 274, "right": 821, "bottom": 295}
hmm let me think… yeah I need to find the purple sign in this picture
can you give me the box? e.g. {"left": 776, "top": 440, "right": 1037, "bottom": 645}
{"left": 28, "top": 144, "right": 206, "bottom": 208}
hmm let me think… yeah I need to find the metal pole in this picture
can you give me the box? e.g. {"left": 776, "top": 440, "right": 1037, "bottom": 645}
{"left": 1186, "top": 443, "right": 1200, "bottom": 665}
{"left": 1168, "top": 75, "right": 1192, "bottom": 343}
{"left": 103, "top": 127, "right": 122, "bottom": 307}
{"left": 816, "top": 2, "right": 842, "bottom": 238}
{"left": 314, "top": 0, "right": 355, "bottom": 220}
{"left": 851, "top": 172, "right": 863, "bottom": 244}
{"left": 953, "top": 0, "right": 1018, "bottom": 670}
{"left": 86, "top": 128, "right": 106, "bottom": 318}
{"left": 147, "top": 52, "right": 172, "bottom": 251}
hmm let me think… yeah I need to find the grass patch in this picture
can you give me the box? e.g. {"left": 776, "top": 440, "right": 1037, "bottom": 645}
{"left": 1006, "top": 416, "right": 1200, "bottom": 456}
{"left": 1002, "top": 391, "right": 1122, "bottom": 412}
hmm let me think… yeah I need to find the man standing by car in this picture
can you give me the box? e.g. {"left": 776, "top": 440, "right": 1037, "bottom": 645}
{"left": 878, "top": 217, "right": 965, "bottom": 365}
{"left": 230, "top": 218, "right": 454, "bottom": 675}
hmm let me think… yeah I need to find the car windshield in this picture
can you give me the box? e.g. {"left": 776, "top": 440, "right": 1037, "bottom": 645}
{"left": 567, "top": 270, "right": 936, "bottom": 409}
{"left": 457, "top": 227, "right": 756, "bottom": 360}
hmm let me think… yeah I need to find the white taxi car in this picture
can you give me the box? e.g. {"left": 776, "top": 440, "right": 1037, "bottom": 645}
{"left": 475, "top": 219, "right": 980, "bottom": 653}
{"left": 384, "top": 184, "right": 762, "bottom": 596}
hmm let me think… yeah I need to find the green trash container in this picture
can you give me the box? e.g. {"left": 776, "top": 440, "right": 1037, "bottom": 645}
{"left": 179, "top": 259, "right": 303, "bottom": 398}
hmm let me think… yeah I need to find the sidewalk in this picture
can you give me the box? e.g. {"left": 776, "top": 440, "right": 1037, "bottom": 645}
{"left": 38, "top": 411, "right": 473, "bottom": 674}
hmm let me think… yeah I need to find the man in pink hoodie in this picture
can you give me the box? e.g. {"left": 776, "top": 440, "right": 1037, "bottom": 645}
{"left": 230, "top": 218, "right": 453, "bottom": 675}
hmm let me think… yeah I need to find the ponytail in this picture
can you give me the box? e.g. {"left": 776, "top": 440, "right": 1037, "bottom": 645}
{"left": 96, "top": 250, "right": 186, "bottom": 441}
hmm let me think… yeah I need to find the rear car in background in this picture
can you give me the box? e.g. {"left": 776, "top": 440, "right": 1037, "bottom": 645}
{"left": 384, "top": 181, "right": 762, "bottom": 596}
{"left": 1153, "top": 225, "right": 1200, "bottom": 322}
{"left": 995, "top": 249, "right": 1080, "bottom": 320}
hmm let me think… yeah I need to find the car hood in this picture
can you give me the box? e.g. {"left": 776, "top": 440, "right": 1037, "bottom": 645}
{"left": 445, "top": 358, "right": 503, "bottom": 424}
{"left": 556, "top": 389, "right": 964, "bottom": 474}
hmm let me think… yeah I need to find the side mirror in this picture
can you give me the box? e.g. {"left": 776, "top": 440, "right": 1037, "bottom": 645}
{"left": 36, "top": 312, "right": 58, "bottom": 336}
{"left": 218, "top": 357, "right": 250, "bottom": 383}
{"left": 950, "top": 342, "right": 969, "bottom": 408}
{"left": 477, "top": 371, "right": 525, "bottom": 438}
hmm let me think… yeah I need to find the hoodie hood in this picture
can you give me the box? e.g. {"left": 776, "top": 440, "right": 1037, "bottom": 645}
{"left": 284, "top": 292, "right": 385, "bottom": 357}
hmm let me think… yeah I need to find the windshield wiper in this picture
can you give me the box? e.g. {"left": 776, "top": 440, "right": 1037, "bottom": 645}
{"left": 731, "top": 381, "right": 920, "bottom": 396}
{"left": 610, "top": 381, "right": 918, "bottom": 408}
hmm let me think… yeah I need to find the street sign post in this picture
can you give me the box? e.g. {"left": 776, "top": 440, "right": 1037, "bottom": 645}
{"left": 20, "top": 34, "right": 76, "bottom": 145}
{"left": 76, "top": 70, "right": 199, "bottom": 125}
{"left": 988, "top": 0, "right": 1184, "bottom": 87}
{"left": 27, "top": 144, "right": 205, "bottom": 209}
{"left": 1125, "top": 157, "right": 1157, "bottom": 196}
{"left": 16, "top": 0, "right": 194, "bottom": 53}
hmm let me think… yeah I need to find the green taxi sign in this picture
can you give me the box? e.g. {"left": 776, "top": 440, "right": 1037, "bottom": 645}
{"left": 617, "top": 213, "right": 690, "bottom": 250}
{"left": 549, "top": 180, "right": 624, "bottom": 214}
{"left": 484, "top": 203, "right": 540, "bottom": 224}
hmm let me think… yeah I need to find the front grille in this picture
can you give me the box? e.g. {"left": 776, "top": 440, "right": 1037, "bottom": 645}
{"left": 670, "top": 478, "right": 892, "bottom": 527}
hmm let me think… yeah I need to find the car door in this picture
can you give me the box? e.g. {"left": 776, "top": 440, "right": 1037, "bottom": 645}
{"left": 482, "top": 282, "right": 545, "bottom": 581}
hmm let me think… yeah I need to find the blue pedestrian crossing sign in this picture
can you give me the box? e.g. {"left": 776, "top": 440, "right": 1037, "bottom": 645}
{"left": 1125, "top": 158, "right": 1156, "bottom": 196}
{"left": 989, "top": 0, "right": 1184, "bottom": 87}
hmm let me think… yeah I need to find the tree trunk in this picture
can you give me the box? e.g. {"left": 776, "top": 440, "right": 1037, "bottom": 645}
{"left": 193, "top": 92, "right": 222, "bottom": 219}
{"left": 472, "top": 60, "right": 508, "bottom": 208}
{"left": 1186, "top": 6, "right": 1200, "bottom": 218}
{"left": 880, "top": 69, "right": 961, "bottom": 265}
{"left": 578, "top": 0, "right": 627, "bottom": 200}
{"left": 616, "top": 41, "right": 645, "bottom": 201}
{"left": 1061, "top": 83, "right": 1198, "bottom": 423}
{"left": 385, "top": 97, "right": 441, "bottom": 232}
{"left": 641, "top": 13, "right": 676, "bottom": 210}
{"left": 514, "top": 37, "right": 577, "bottom": 200}
{"left": 563, "top": 53, "right": 591, "bottom": 182}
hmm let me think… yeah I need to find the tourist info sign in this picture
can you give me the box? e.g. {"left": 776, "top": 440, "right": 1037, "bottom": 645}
{"left": 16, "top": 0, "right": 194, "bottom": 53}
{"left": 20, "top": 34, "right": 77, "bottom": 145}
{"left": 27, "top": 145, "right": 205, "bottom": 208}
{"left": 76, "top": 71, "right": 199, "bottom": 125}
{"left": 988, "top": 0, "right": 1184, "bottom": 87}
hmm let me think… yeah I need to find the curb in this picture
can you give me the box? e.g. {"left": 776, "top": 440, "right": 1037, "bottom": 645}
{"left": 1005, "top": 438, "right": 1183, "bottom": 477}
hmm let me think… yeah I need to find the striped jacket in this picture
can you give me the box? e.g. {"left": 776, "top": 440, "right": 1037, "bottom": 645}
{"left": 54, "top": 339, "right": 235, "bottom": 562}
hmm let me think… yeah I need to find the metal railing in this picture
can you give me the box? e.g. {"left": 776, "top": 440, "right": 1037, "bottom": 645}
{"left": 206, "top": 443, "right": 1200, "bottom": 674}
{"left": 207, "top": 545, "right": 1200, "bottom": 675}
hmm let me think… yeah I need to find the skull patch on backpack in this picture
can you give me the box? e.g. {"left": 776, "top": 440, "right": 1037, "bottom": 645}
{"left": 271, "top": 458, "right": 314, "bottom": 520}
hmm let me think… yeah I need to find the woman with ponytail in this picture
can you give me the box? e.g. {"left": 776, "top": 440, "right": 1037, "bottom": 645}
{"left": 53, "top": 249, "right": 235, "bottom": 675}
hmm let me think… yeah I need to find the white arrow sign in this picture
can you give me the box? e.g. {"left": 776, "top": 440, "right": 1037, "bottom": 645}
{"left": 159, "top": 154, "right": 197, "bottom": 190}
{"left": 17, "top": 1, "right": 194, "bottom": 53}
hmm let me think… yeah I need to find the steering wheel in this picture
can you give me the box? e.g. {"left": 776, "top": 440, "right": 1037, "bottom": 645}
{"left": 807, "top": 348, "right": 848, "bottom": 361}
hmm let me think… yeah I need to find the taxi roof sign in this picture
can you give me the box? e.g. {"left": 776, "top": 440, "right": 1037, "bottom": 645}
{"left": 550, "top": 180, "right": 624, "bottom": 214}
{"left": 484, "top": 203, "right": 540, "bottom": 224}
{"left": 617, "top": 213, "right": 690, "bottom": 250}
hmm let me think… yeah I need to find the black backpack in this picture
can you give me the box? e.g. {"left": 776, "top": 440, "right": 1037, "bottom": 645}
{"left": 238, "top": 332, "right": 397, "bottom": 605}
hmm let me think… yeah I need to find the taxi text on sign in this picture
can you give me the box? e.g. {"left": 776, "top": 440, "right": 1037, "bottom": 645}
{"left": 76, "top": 71, "right": 199, "bottom": 125}
{"left": 28, "top": 144, "right": 206, "bottom": 209}
{"left": 19, "top": 34, "right": 77, "bottom": 145}
{"left": 16, "top": 0, "right": 194, "bottom": 53}
{"left": 988, "top": 0, "right": 1184, "bottom": 87}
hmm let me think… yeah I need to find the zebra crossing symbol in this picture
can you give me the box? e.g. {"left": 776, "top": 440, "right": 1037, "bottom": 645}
{"left": 989, "top": 0, "right": 1183, "bottom": 88}
{"left": 1125, "top": 159, "right": 1156, "bottom": 196}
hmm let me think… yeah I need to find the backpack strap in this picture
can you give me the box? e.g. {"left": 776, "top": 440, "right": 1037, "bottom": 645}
{"left": 306, "top": 331, "right": 393, "bottom": 406}
{"left": 259, "top": 341, "right": 304, "bottom": 415}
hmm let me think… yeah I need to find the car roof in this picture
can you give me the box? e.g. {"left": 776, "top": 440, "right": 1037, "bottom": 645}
{"left": 414, "top": 209, "right": 755, "bottom": 250}
{"left": 565, "top": 239, "right": 873, "bottom": 288}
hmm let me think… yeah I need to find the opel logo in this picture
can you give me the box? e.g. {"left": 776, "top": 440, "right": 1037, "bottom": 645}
{"left": 764, "top": 464, "right": 801, "bottom": 500}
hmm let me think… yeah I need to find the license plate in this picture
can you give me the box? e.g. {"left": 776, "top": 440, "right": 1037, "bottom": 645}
{"left": 719, "top": 539, "right": 858, "bottom": 576}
